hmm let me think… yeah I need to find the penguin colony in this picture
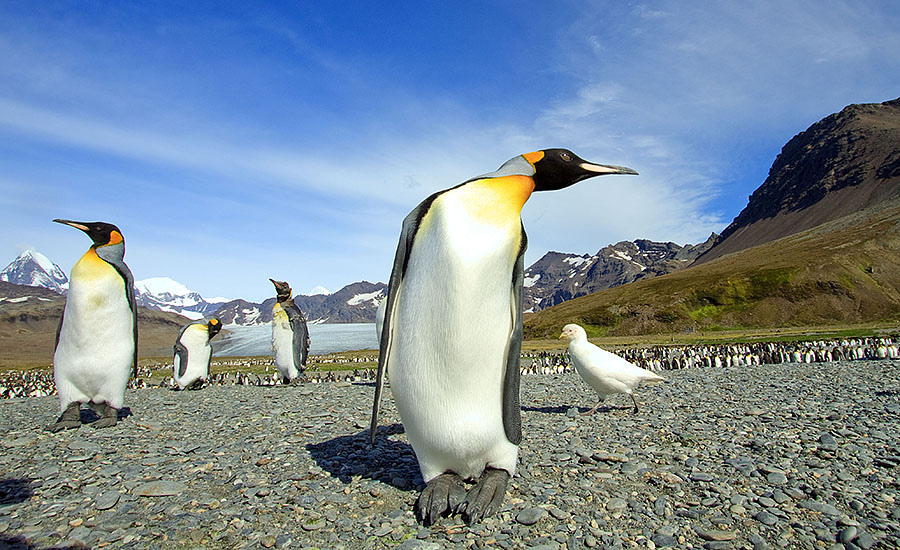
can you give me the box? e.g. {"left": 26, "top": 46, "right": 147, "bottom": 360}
{"left": 370, "top": 149, "right": 637, "bottom": 524}
{"left": 10, "top": 336, "right": 899, "bottom": 400}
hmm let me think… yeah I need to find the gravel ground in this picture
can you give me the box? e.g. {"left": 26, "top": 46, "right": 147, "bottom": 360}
{"left": 1, "top": 360, "right": 900, "bottom": 550}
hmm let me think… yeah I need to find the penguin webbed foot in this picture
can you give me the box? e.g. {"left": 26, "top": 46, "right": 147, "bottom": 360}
{"left": 91, "top": 404, "right": 119, "bottom": 429}
{"left": 415, "top": 472, "right": 467, "bottom": 526}
{"left": 460, "top": 468, "right": 509, "bottom": 525}
{"left": 46, "top": 402, "right": 82, "bottom": 432}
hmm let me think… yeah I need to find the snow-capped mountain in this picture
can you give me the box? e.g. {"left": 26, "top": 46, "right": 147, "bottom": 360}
{"left": 213, "top": 281, "right": 386, "bottom": 326}
{"left": 134, "top": 277, "right": 230, "bottom": 321}
{"left": 523, "top": 235, "right": 718, "bottom": 312}
{"left": 0, "top": 250, "right": 69, "bottom": 294}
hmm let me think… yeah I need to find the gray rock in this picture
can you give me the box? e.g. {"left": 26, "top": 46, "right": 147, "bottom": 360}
{"left": 94, "top": 491, "right": 120, "bottom": 510}
{"left": 754, "top": 510, "right": 778, "bottom": 526}
{"left": 132, "top": 481, "right": 185, "bottom": 497}
{"left": 516, "top": 507, "right": 548, "bottom": 525}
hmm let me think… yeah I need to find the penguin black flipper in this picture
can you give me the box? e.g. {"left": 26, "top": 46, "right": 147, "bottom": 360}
{"left": 174, "top": 341, "right": 189, "bottom": 378}
{"left": 285, "top": 302, "right": 310, "bottom": 370}
{"left": 502, "top": 226, "right": 527, "bottom": 446}
{"left": 370, "top": 192, "right": 441, "bottom": 445}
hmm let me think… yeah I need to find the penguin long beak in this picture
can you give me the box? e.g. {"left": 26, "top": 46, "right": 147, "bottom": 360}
{"left": 53, "top": 219, "right": 90, "bottom": 232}
{"left": 580, "top": 163, "right": 638, "bottom": 176}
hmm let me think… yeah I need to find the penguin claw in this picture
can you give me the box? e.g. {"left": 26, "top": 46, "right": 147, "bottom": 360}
{"left": 461, "top": 468, "right": 509, "bottom": 525}
{"left": 47, "top": 403, "right": 81, "bottom": 432}
{"left": 415, "top": 473, "right": 466, "bottom": 525}
{"left": 46, "top": 420, "right": 81, "bottom": 432}
{"left": 91, "top": 405, "right": 119, "bottom": 429}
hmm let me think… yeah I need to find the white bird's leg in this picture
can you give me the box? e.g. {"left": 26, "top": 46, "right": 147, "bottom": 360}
{"left": 630, "top": 393, "right": 639, "bottom": 413}
{"left": 47, "top": 402, "right": 81, "bottom": 432}
{"left": 416, "top": 472, "right": 467, "bottom": 525}
{"left": 460, "top": 467, "right": 509, "bottom": 525}
{"left": 580, "top": 396, "right": 603, "bottom": 415}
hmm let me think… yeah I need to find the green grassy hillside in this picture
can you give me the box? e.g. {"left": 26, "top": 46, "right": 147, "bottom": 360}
{"left": 524, "top": 200, "right": 900, "bottom": 339}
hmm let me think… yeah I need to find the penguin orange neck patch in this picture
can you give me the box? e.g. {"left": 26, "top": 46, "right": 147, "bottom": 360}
{"left": 457, "top": 175, "right": 535, "bottom": 225}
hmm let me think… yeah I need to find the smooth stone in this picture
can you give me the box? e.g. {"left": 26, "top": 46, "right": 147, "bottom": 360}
{"left": 839, "top": 526, "right": 858, "bottom": 544}
{"left": 755, "top": 511, "right": 778, "bottom": 526}
{"left": 800, "top": 500, "right": 841, "bottom": 516}
{"left": 766, "top": 472, "right": 787, "bottom": 485}
{"left": 94, "top": 491, "right": 120, "bottom": 510}
{"left": 651, "top": 534, "right": 677, "bottom": 547}
{"left": 605, "top": 498, "right": 627, "bottom": 513}
{"left": 516, "top": 507, "right": 547, "bottom": 525}
{"left": 695, "top": 527, "right": 737, "bottom": 541}
{"left": 396, "top": 540, "right": 442, "bottom": 550}
{"left": 133, "top": 481, "right": 185, "bottom": 497}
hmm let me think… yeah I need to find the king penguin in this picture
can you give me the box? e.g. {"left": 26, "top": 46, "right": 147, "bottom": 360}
{"left": 173, "top": 318, "right": 222, "bottom": 390}
{"left": 270, "top": 279, "right": 310, "bottom": 384}
{"left": 370, "top": 149, "right": 638, "bottom": 524}
{"left": 48, "top": 219, "right": 138, "bottom": 432}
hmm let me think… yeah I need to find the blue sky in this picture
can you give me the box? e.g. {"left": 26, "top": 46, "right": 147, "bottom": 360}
{"left": 2, "top": 1, "right": 899, "bottom": 302}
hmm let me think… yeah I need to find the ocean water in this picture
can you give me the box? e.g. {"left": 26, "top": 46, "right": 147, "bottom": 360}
{"left": 213, "top": 323, "right": 378, "bottom": 357}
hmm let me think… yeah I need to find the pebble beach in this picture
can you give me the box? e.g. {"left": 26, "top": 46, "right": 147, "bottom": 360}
{"left": 2, "top": 359, "right": 899, "bottom": 550}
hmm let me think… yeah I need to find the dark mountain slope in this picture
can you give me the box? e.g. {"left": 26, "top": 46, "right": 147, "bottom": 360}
{"left": 696, "top": 97, "right": 900, "bottom": 264}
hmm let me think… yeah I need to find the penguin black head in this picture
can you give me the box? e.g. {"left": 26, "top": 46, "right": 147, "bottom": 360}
{"left": 53, "top": 219, "right": 124, "bottom": 247}
{"left": 269, "top": 279, "right": 293, "bottom": 302}
{"left": 524, "top": 149, "right": 638, "bottom": 192}
{"left": 207, "top": 318, "right": 222, "bottom": 339}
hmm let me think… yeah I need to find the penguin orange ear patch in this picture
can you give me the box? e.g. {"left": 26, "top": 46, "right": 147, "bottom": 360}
{"left": 107, "top": 231, "right": 124, "bottom": 245}
{"left": 522, "top": 151, "right": 545, "bottom": 165}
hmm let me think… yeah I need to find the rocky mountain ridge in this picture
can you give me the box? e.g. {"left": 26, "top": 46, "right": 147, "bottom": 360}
{"left": 696, "top": 97, "right": 900, "bottom": 264}
{"left": 524, "top": 235, "right": 717, "bottom": 312}
{"left": 213, "top": 281, "right": 386, "bottom": 325}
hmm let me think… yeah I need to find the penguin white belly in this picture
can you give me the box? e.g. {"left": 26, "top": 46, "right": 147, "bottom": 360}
{"left": 54, "top": 255, "right": 133, "bottom": 411}
{"left": 272, "top": 305, "right": 298, "bottom": 379}
{"left": 388, "top": 202, "right": 520, "bottom": 482}
{"left": 174, "top": 326, "right": 211, "bottom": 388}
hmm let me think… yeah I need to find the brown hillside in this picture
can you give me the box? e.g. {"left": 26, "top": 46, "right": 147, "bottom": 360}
{"left": 0, "top": 284, "right": 190, "bottom": 368}
{"left": 524, "top": 200, "right": 900, "bottom": 339}
{"left": 696, "top": 97, "right": 900, "bottom": 264}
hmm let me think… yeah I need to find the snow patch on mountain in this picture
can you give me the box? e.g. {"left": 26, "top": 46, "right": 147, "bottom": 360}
{"left": 0, "top": 250, "right": 69, "bottom": 294}
{"left": 347, "top": 290, "right": 383, "bottom": 306}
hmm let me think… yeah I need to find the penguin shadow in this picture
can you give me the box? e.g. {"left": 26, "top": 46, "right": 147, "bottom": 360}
{"left": 0, "top": 533, "right": 86, "bottom": 550}
{"left": 0, "top": 478, "right": 33, "bottom": 506}
{"left": 305, "top": 423, "right": 422, "bottom": 492}
{"left": 76, "top": 406, "right": 133, "bottom": 424}
{"left": 521, "top": 404, "right": 627, "bottom": 415}
{"left": 521, "top": 405, "right": 571, "bottom": 414}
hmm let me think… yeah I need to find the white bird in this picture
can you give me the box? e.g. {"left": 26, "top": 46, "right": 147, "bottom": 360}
{"left": 559, "top": 324, "right": 665, "bottom": 414}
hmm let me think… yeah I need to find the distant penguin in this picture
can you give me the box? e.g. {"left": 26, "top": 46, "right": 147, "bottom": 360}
{"left": 270, "top": 279, "right": 310, "bottom": 384}
{"left": 173, "top": 318, "right": 222, "bottom": 390}
{"left": 370, "top": 149, "right": 637, "bottom": 525}
{"left": 47, "top": 219, "right": 137, "bottom": 432}
{"left": 559, "top": 323, "right": 665, "bottom": 414}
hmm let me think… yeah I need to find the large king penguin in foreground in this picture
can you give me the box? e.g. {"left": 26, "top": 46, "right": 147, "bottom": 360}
{"left": 48, "top": 220, "right": 137, "bottom": 432}
{"left": 370, "top": 149, "right": 638, "bottom": 524}
{"left": 173, "top": 318, "right": 222, "bottom": 390}
{"left": 270, "top": 279, "right": 310, "bottom": 384}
